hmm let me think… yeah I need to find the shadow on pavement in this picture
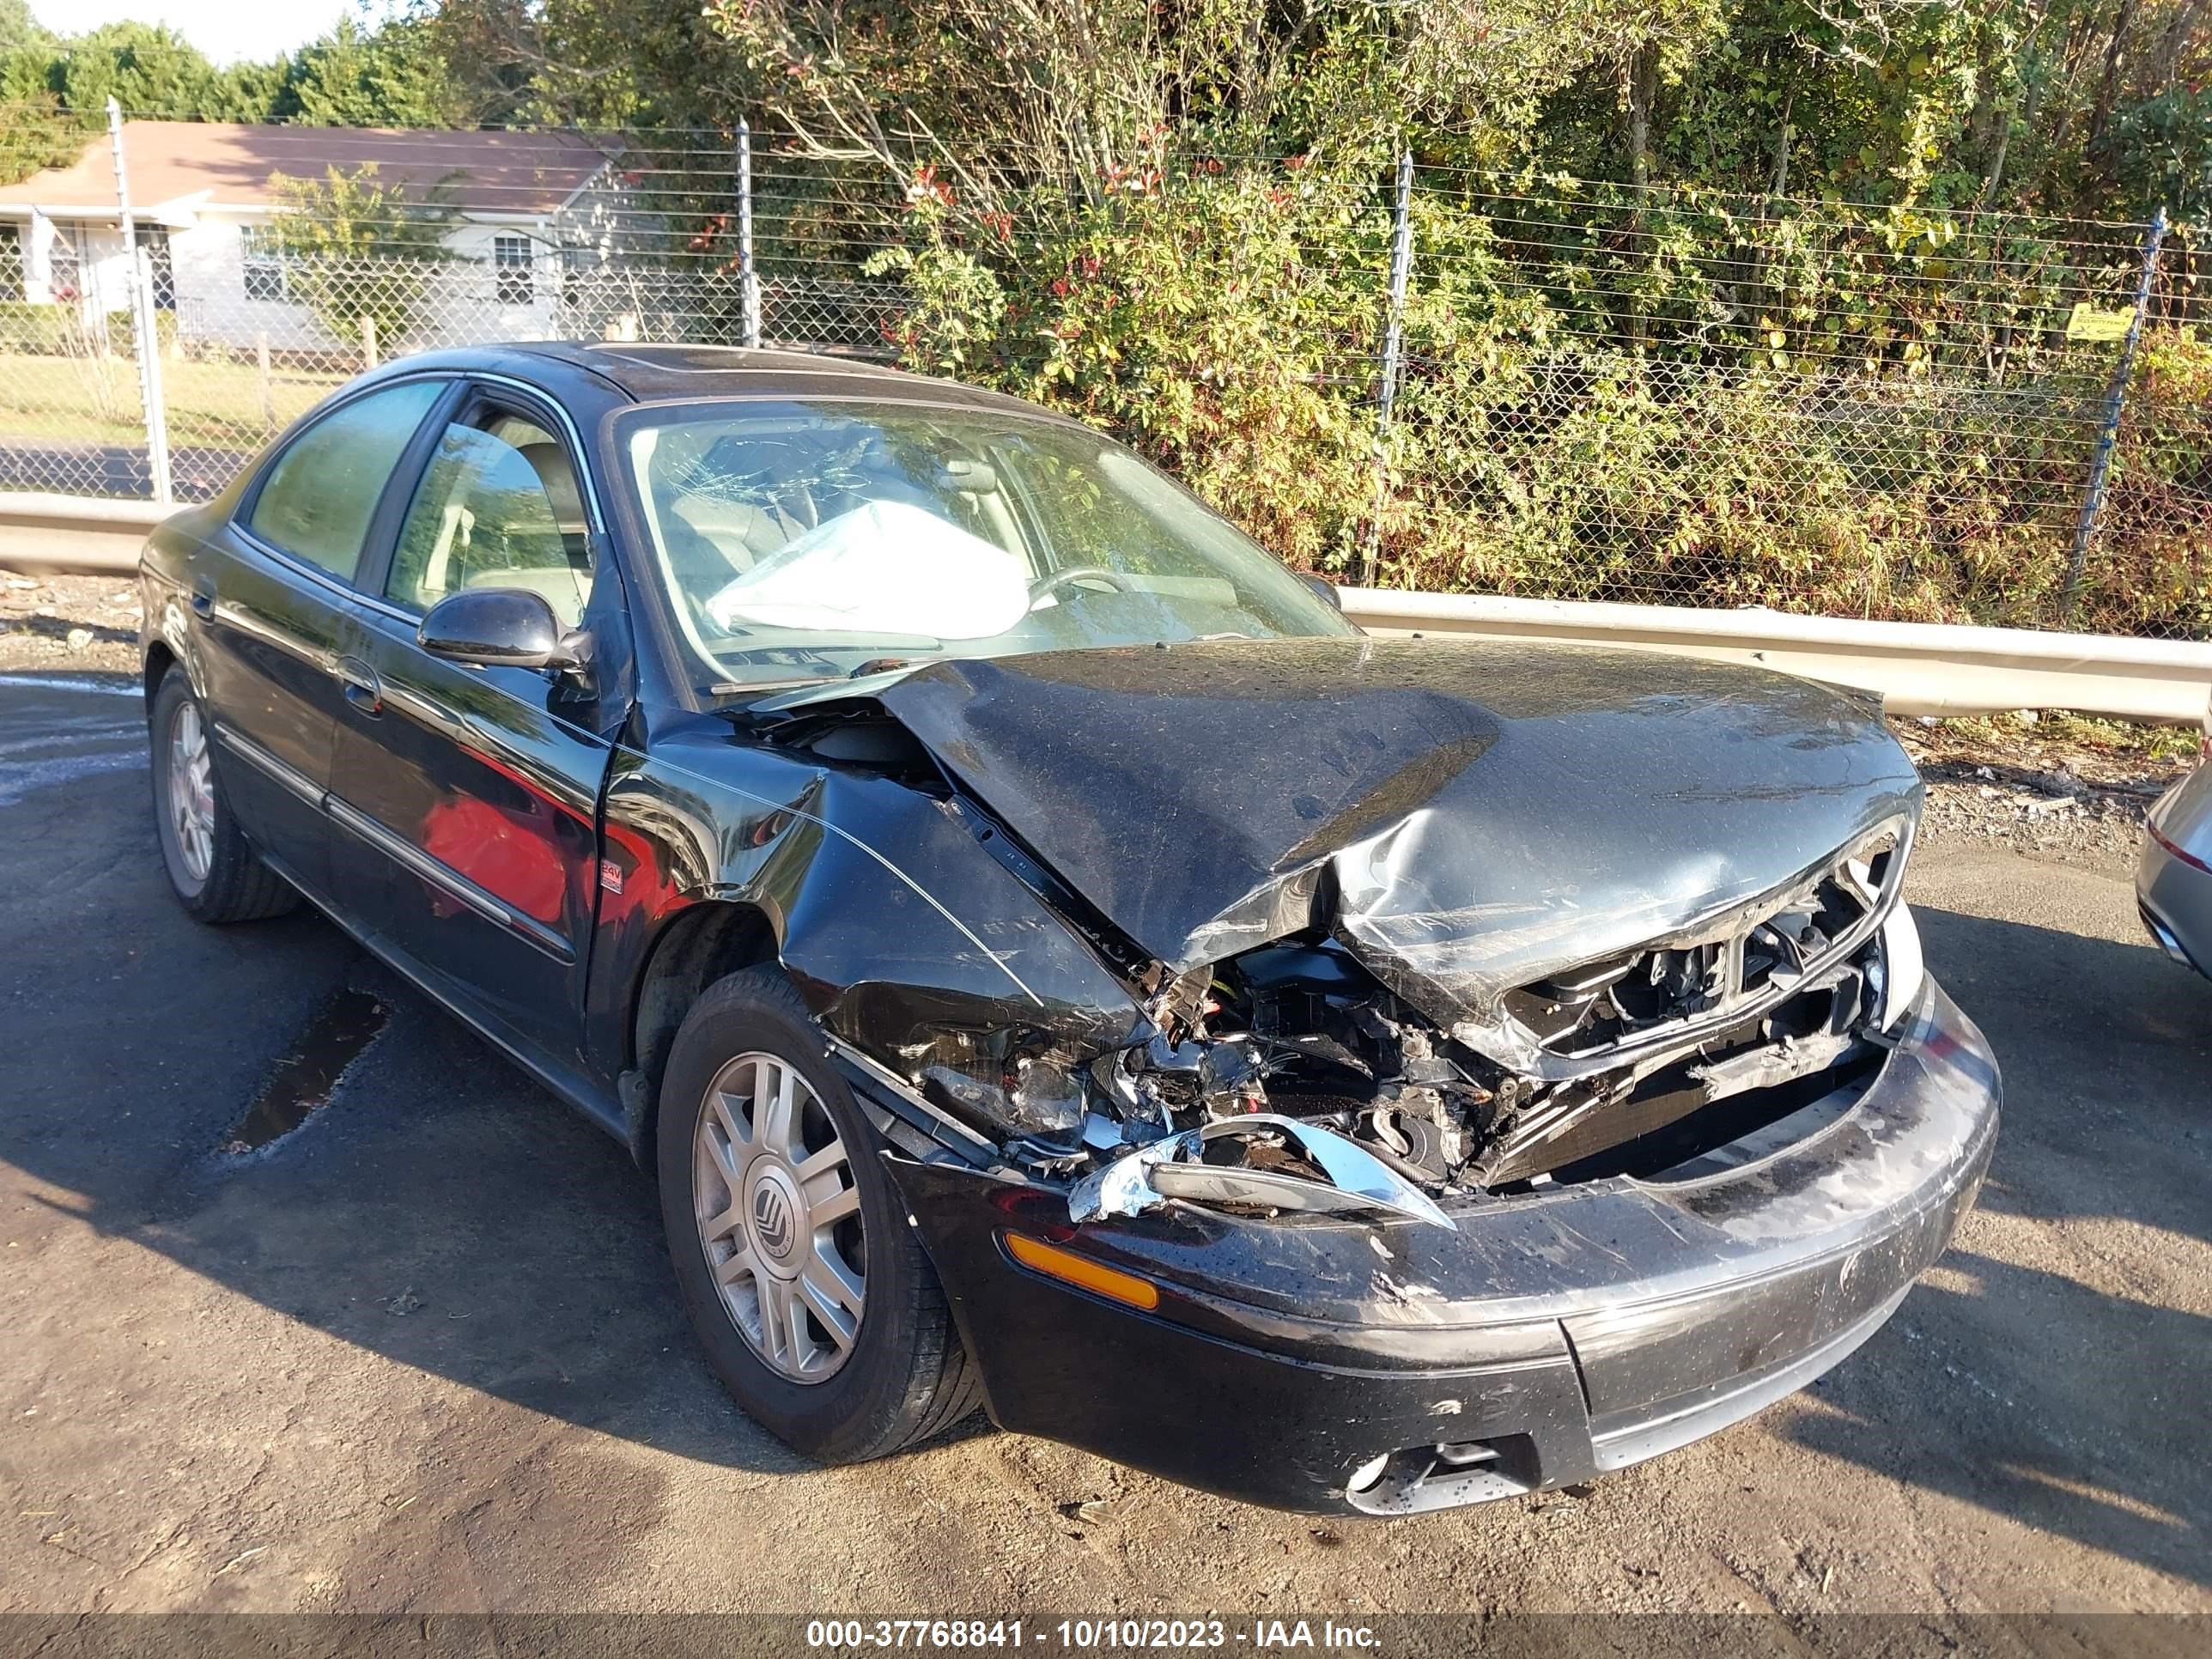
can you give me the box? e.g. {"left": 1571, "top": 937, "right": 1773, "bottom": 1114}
{"left": 2, "top": 679, "right": 2206, "bottom": 1571}
{"left": 1777, "top": 903, "right": 2211, "bottom": 1589}
{"left": 0, "top": 703, "right": 833, "bottom": 1480}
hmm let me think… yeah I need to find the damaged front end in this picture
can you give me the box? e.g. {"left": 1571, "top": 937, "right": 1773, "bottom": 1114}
{"left": 1068, "top": 1115, "right": 1456, "bottom": 1230}
{"left": 742, "top": 640, "right": 1990, "bottom": 1514}
{"left": 754, "top": 641, "right": 1931, "bottom": 1231}
{"left": 1044, "top": 814, "right": 1916, "bottom": 1224}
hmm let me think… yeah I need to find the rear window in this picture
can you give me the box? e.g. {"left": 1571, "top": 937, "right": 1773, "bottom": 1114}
{"left": 246, "top": 380, "right": 442, "bottom": 580}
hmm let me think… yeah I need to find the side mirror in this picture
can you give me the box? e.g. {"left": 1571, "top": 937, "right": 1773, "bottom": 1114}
{"left": 1302, "top": 574, "right": 1343, "bottom": 611}
{"left": 418, "top": 587, "right": 591, "bottom": 674}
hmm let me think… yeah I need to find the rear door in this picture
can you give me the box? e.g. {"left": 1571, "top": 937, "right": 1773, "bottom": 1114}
{"left": 198, "top": 377, "right": 448, "bottom": 901}
{"left": 326, "top": 383, "right": 627, "bottom": 1079}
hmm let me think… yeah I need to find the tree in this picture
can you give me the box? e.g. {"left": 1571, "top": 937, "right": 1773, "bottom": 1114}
{"left": 282, "top": 15, "right": 471, "bottom": 128}
{"left": 48, "top": 22, "right": 236, "bottom": 117}
{"left": 708, "top": 0, "right": 1622, "bottom": 208}
{"left": 0, "top": 0, "right": 46, "bottom": 56}
{"left": 0, "top": 40, "right": 82, "bottom": 187}
{"left": 267, "top": 163, "right": 459, "bottom": 355}
{"left": 410, "top": 0, "right": 758, "bottom": 127}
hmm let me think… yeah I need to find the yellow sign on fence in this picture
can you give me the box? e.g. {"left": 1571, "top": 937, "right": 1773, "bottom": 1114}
{"left": 2065, "top": 301, "right": 2134, "bottom": 343}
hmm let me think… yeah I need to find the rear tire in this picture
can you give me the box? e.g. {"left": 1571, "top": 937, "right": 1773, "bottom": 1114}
{"left": 148, "top": 665, "right": 299, "bottom": 925}
{"left": 657, "top": 965, "right": 983, "bottom": 1462}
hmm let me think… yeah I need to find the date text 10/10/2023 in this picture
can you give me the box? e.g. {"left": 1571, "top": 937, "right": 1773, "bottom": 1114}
{"left": 805, "top": 1621, "right": 1382, "bottom": 1650}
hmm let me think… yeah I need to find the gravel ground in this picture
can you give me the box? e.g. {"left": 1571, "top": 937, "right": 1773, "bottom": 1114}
{"left": 1896, "top": 718, "right": 2194, "bottom": 874}
{"left": 1, "top": 580, "right": 2207, "bottom": 1635}
{"left": 0, "top": 569, "right": 144, "bottom": 679}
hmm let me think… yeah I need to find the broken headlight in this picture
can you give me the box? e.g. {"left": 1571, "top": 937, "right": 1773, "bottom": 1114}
{"left": 909, "top": 1031, "right": 1088, "bottom": 1145}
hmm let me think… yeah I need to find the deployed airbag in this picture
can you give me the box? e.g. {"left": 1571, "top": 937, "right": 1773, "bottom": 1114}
{"left": 708, "top": 500, "right": 1031, "bottom": 640}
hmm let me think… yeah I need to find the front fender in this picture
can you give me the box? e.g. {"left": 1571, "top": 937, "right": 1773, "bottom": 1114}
{"left": 586, "top": 719, "right": 1145, "bottom": 1115}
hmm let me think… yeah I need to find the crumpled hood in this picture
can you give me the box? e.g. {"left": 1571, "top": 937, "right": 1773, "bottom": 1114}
{"left": 782, "top": 637, "right": 1922, "bottom": 1043}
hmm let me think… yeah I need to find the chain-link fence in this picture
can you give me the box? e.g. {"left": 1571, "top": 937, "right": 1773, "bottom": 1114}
{"left": 1369, "top": 175, "right": 2209, "bottom": 638}
{"left": 0, "top": 299, "right": 157, "bottom": 496}
{"left": 1, "top": 116, "right": 2204, "bottom": 638}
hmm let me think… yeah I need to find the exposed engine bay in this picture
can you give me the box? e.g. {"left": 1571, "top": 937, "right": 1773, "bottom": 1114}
{"left": 1048, "top": 820, "right": 1909, "bottom": 1225}
{"left": 846, "top": 790, "right": 1916, "bottom": 1230}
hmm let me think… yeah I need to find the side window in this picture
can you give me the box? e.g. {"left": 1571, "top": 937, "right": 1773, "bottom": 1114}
{"left": 386, "top": 410, "right": 592, "bottom": 627}
{"left": 246, "top": 380, "right": 442, "bottom": 580}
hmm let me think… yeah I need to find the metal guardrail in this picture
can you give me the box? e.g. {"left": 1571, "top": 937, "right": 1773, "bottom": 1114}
{"left": 3, "top": 493, "right": 2205, "bottom": 723}
{"left": 1341, "top": 587, "right": 2212, "bottom": 723}
{"left": 0, "top": 491, "right": 169, "bottom": 575}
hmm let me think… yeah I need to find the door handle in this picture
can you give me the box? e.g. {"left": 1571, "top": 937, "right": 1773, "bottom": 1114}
{"left": 188, "top": 580, "right": 215, "bottom": 617}
{"left": 337, "top": 656, "right": 382, "bottom": 717}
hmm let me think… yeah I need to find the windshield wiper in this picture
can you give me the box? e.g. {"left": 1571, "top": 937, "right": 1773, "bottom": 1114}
{"left": 706, "top": 675, "right": 842, "bottom": 702}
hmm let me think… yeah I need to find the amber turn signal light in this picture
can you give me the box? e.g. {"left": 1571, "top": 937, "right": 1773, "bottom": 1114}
{"left": 1003, "top": 1231, "right": 1160, "bottom": 1311}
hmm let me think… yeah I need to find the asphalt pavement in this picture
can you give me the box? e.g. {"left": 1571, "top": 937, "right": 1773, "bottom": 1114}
{"left": 0, "top": 669, "right": 2206, "bottom": 1622}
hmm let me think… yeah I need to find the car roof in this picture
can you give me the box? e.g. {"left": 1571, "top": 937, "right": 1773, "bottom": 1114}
{"left": 439, "top": 340, "right": 1068, "bottom": 422}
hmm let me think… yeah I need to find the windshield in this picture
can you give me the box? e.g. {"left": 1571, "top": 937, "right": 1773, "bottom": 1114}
{"left": 616, "top": 400, "right": 1357, "bottom": 692}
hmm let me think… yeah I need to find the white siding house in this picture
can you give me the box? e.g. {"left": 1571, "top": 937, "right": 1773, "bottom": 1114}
{"left": 0, "top": 122, "right": 628, "bottom": 356}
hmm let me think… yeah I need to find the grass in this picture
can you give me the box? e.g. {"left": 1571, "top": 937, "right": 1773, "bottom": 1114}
{"left": 0, "top": 349, "right": 349, "bottom": 450}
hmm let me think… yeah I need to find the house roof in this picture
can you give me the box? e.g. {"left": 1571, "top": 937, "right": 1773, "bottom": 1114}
{"left": 0, "top": 122, "right": 622, "bottom": 221}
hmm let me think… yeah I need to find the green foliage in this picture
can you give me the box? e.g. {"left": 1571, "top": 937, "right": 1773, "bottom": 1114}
{"left": 866, "top": 149, "right": 2205, "bottom": 635}
{"left": 414, "top": 0, "right": 756, "bottom": 127}
{"left": 280, "top": 17, "right": 469, "bottom": 128}
{"left": 0, "top": 297, "right": 76, "bottom": 353}
{"left": 267, "top": 164, "right": 460, "bottom": 354}
{"left": 0, "top": 0, "right": 44, "bottom": 55}
{"left": 875, "top": 162, "right": 1391, "bottom": 573}
{"left": 710, "top": 0, "right": 1640, "bottom": 210}
{"left": 104, "top": 307, "right": 178, "bottom": 354}
{"left": 2110, "top": 88, "right": 2212, "bottom": 225}
{"left": 0, "top": 14, "right": 475, "bottom": 188}
{"left": 2092, "top": 329, "right": 2212, "bottom": 637}
{"left": 40, "top": 22, "right": 248, "bottom": 118}
{"left": 0, "top": 82, "right": 83, "bottom": 185}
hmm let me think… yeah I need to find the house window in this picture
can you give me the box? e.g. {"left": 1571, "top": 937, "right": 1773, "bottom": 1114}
{"left": 494, "top": 234, "right": 534, "bottom": 306}
{"left": 46, "top": 228, "right": 82, "bottom": 301}
{"left": 143, "top": 226, "right": 174, "bottom": 312}
{"left": 240, "top": 227, "right": 286, "bottom": 302}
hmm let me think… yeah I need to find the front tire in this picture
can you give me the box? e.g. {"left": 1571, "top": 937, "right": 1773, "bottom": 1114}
{"left": 148, "top": 665, "right": 298, "bottom": 925}
{"left": 657, "top": 966, "right": 982, "bottom": 1462}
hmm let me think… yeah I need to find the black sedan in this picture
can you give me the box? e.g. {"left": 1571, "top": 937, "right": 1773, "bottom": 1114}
{"left": 139, "top": 343, "right": 1998, "bottom": 1515}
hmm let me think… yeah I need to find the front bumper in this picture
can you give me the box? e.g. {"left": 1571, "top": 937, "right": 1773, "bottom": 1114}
{"left": 885, "top": 978, "right": 1999, "bottom": 1515}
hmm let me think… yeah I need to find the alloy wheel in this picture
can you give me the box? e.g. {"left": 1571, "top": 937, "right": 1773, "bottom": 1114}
{"left": 166, "top": 699, "right": 216, "bottom": 884}
{"left": 693, "top": 1050, "right": 866, "bottom": 1382}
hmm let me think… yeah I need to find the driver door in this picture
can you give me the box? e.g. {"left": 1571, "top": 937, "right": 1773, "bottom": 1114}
{"left": 327, "top": 386, "right": 626, "bottom": 1080}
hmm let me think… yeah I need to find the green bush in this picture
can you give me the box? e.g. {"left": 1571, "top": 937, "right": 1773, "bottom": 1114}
{"left": 879, "top": 163, "right": 1390, "bottom": 574}
{"left": 0, "top": 300, "right": 80, "bottom": 354}
{"left": 0, "top": 301, "right": 179, "bottom": 356}
{"left": 2087, "top": 330, "right": 2212, "bottom": 638}
{"left": 869, "top": 163, "right": 2209, "bottom": 640}
{"left": 102, "top": 307, "right": 179, "bottom": 354}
